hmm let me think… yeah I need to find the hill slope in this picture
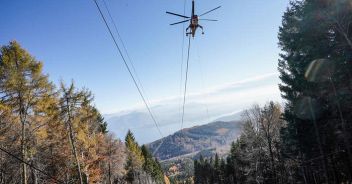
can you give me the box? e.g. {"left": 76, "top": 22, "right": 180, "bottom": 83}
{"left": 148, "top": 121, "right": 241, "bottom": 160}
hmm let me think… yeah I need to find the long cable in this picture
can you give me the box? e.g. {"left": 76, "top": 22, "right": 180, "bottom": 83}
{"left": 93, "top": 0, "right": 164, "bottom": 138}
{"left": 0, "top": 146, "right": 64, "bottom": 184}
{"left": 181, "top": 36, "right": 192, "bottom": 131}
{"left": 101, "top": 0, "right": 149, "bottom": 100}
{"left": 154, "top": 0, "right": 188, "bottom": 155}
{"left": 100, "top": 0, "right": 159, "bottom": 129}
{"left": 97, "top": 0, "right": 165, "bottom": 157}
{"left": 178, "top": 0, "right": 187, "bottom": 130}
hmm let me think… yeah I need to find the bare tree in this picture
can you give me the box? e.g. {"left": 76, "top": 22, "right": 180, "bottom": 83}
{"left": 241, "top": 102, "right": 285, "bottom": 183}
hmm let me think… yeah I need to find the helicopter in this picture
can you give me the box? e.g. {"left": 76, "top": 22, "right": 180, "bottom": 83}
{"left": 166, "top": 0, "right": 221, "bottom": 37}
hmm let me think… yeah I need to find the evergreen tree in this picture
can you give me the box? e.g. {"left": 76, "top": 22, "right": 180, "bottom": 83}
{"left": 219, "top": 158, "right": 226, "bottom": 184}
{"left": 213, "top": 153, "right": 220, "bottom": 183}
{"left": 141, "top": 145, "right": 164, "bottom": 184}
{"left": 278, "top": 0, "right": 352, "bottom": 183}
{"left": 125, "top": 130, "right": 144, "bottom": 183}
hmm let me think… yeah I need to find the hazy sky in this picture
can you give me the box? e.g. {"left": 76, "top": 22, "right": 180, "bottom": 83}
{"left": 1, "top": 0, "right": 290, "bottom": 139}
{"left": 106, "top": 72, "right": 282, "bottom": 143}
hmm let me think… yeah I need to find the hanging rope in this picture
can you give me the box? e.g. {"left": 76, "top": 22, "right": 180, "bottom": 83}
{"left": 153, "top": 0, "right": 190, "bottom": 157}
{"left": 181, "top": 36, "right": 192, "bottom": 132}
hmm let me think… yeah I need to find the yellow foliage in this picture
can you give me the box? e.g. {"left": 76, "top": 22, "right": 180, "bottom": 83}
{"left": 164, "top": 175, "right": 171, "bottom": 184}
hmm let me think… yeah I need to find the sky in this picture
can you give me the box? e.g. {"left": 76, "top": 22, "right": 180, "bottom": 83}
{"left": 1, "top": 0, "right": 290, "bottom": 141}
{"left": 106, "top": 72, "right": 282, "bottom": 143}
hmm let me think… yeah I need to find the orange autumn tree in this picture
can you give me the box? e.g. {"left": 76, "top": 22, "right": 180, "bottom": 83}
{"left": 0, "top": 41, "right": 128, "bottom": 184}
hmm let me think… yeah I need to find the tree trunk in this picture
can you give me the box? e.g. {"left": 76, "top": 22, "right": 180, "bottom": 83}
{"left": 66, "top": 97, "right": 83, "bottom": 184}
{"left": 268, "top": 139, "right": 276, "bottom": 184}
{"left": 329, "top": 77, "right": 352, "bottom": 181}
{"left": 21, "top": 114, "right": 27, "bottom": 184}
{"left": 68, "top": 122, "right": 83, "bottom": 184}
{"left": 308, "top": 99, "right": 329, "bottom": 184}
{"left": 31, "top": 166, "right": 38, "bottom": 184}
{"left": 18, "top": 102, "right": 27, "bottom": 184}
{"left": 108, "top": 161, "right": 112, "bottom": 184}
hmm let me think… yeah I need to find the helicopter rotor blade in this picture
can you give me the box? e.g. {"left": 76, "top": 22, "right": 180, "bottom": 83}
{"left": 199, "top": 6, "right": 221, "bottom": 17}
{"left": 199, "top": 19, "right": 218, "bottom": 21}
{"left": 166, "top": 11, "right": 190, "bottom": 19}
{"left": 170, "top": 19, "right": 190, "bottom": 26}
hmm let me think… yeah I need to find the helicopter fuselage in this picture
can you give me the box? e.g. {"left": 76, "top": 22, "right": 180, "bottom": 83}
{"left": 188, "top": 15, "right": 199, "bottom": 37}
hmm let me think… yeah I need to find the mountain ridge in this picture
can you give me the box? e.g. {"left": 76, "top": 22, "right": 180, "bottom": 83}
{"left": 148, "top": 120, "right": 242, "bottom": 160}
{"left": 105, "top": 108, "right": 243, "bottom": 144}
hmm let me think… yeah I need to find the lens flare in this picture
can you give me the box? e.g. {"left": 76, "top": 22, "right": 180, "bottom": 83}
{"left": 305, "top": 59, "right": 335, "bottom": 82}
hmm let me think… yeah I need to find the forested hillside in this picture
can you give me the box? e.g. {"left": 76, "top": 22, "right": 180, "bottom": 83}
{"left": 149, "top": 121, "right": 241, "bottom": 160}
{"left": 149, "top": 121, "right": 241, "bottom": 183}
{"left": 193, "top": 0, "right": 352, "bottom": 183}
{"left": 0, "top": 41, "right": 166, "bottom": 184}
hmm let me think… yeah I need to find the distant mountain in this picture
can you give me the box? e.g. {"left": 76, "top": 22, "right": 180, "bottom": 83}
{"left": 148, "top": 120, "right": 242, "bottom": 160}
{"left": 213, "top": 111, "right": 243, "bottom": 122}
{"left": 105, "top": 103, "right": 245, "bottom": 144}
{"left": 104, "top": 72, "right": 281, "bottom": 144}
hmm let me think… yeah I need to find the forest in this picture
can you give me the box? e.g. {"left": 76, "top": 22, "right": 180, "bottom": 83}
{"left": 0, "top": 41, "right": 165, "bottom": 184}
{"left": 1, "top": 0, "right": 352, "bottom": 184}
{"left": 193, "top": 0, "right": 352, "bottom": 183}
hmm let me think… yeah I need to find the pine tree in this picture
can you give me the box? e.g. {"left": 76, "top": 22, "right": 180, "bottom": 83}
{"left": 0, "top": 41, "right": 54, "bottom": 184}
{"left": 59, "top": 82, "right": 92, "bottom": 184}
{"left": 278, "top": 0, "right": 352, "bottom": 183}
{"left": 213, "top": 153, "right": 220, "bottom": 183}
{"left": 220, "top": 158, "right": 227, "bottom": 184}
{"left": 125, "top": 130, "right": 144, "bottom": 183}
{"left": 141, "top": 145, "right": 164, "bottom": 184}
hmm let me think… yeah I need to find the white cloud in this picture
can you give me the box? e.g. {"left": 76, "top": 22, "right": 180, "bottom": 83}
{"left": 110, "top": 72, "right": 280, "bottom": 111}
{"left": 105, "top": 72, "right": 282, "bottom": 143}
